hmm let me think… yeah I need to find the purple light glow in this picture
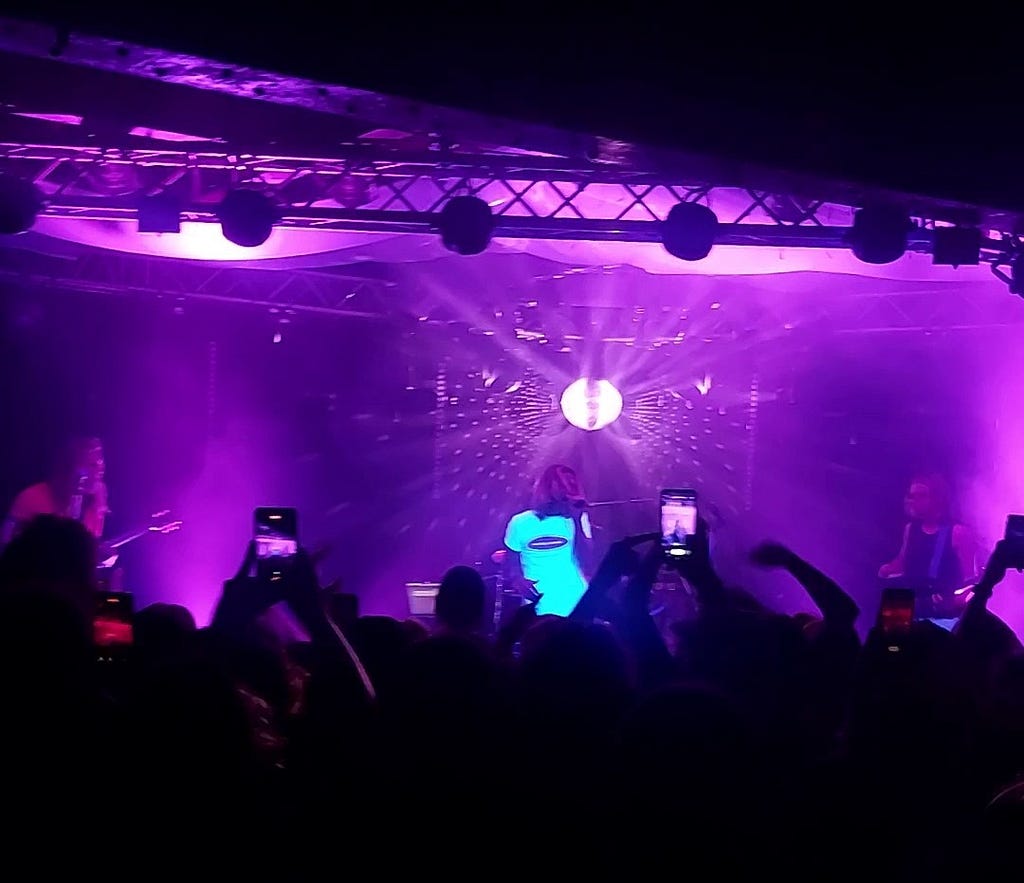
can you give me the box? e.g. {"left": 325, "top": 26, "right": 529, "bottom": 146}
{"left": 4, "top": 226, "right": 1024, "bottom": 640}
{"left": 22, "top": 221, "right": 997, "bottom": 284}
{"left": 32, "top": 219, "right": 391, "bottom": 263}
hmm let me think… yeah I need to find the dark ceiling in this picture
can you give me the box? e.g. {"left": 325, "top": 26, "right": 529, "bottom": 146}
{"left": 7, "top": 5, "right": 1024, "bottom": 213}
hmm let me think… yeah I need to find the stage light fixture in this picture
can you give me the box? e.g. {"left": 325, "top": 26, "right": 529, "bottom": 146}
{"left": 217, "top": 189, "right": 279, "bottom": 247}
{"left": 0, "top": 174, "right": 43, "bottom": 235}
{"left": 932, "top": 226, "right": 980, "bottom": 266}
{"left": 560, "top": 378, "right": 623, "bottom": 431}
{"left": 137, "top": 192, "right": 182, "bottom": 233}
{"left": 437, "top": 195, "right": 494, "bottom": 255}
{"left": 848, "top": 206, "right": 910, "bottom": 264}
{"left": 661, "top": 202, "right": 718, "bottom": 261}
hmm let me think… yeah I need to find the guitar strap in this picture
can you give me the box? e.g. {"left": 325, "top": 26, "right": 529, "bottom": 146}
{"left": 928, "top": 526, "right": 951, "bottom": 583}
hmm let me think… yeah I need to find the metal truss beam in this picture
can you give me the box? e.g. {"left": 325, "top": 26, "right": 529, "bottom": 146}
{"left": 0, "top": 250, "right": 394, "bottom": 318}
{"left": 0, "top": 17, "right": 1006, "bottom": 226}
{"left": 0, "top": 140, "right": 996, "bottom": 251}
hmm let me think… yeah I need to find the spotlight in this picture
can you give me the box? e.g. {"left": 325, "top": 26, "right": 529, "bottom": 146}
{"left": 932, "top": 226, "right": 980, "bottom": 267}
{"left": 848, "top": 206, "right": 910, "bottom": 264}
{"left": 661, "top": 202, "right": 718, "bottom": 261}
{"left": 437, "top": 195, "right": 493, "bottom": 255}
{"left": 217, "top": 189, "right": 279, "bottom": 247}
{"left": 0, "top": 174, "right": 43, "bottom": 234}
{"left": 560, "top": 378, "right": 623, "bottom": 431}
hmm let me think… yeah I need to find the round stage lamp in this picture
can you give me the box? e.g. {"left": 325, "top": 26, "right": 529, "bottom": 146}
{"left": 848, "top": 206, "right": 910, "bottom": 264}
{"left": 661, "top": 201, "right": 718, "bottom": 261}
{"left": 0, "top": 174, "right": 43, "bottom": 235}
{"left": 217, "top": 189, "right": 279, "bottom": 247}
{"left": 560, "top": 378, "right": 623, "bottom": 431}
{"left": 437, "top": 195, "right": 494, "bottom": 255}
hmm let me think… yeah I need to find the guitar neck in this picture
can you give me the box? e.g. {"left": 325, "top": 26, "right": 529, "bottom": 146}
{"left": 106, "top": 529, "right": 147, "bottom": 551}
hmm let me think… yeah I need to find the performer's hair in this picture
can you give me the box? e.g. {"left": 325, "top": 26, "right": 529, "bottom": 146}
{"left": 910, "top": 472, "right": 952, "bottom": 519}
{"left": 532, "top": 464, "right": 584, "bottom": 517}
{"left": 50, "top": 436, "right": 102, "bottom": 505}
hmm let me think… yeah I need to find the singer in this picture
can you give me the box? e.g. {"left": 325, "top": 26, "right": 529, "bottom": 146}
{"left": 503, "top": 464, "right": 592, "bottom": 617}
{"left": 2, "top": 437, "right": 108, "bottom": 545}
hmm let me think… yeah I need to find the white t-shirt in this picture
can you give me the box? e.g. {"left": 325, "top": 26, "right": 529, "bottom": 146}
{"left": 504, "top": 510, "right": 588, "bottom": 617}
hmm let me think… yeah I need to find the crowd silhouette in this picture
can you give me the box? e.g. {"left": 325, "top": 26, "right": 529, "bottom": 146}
{"left": 0, "top": 511, "right": 1022, "bottom": 877}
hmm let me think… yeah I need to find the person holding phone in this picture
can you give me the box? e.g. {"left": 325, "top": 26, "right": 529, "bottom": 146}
{"left": 503, "top": 465, "right": 591, "bottom": 617}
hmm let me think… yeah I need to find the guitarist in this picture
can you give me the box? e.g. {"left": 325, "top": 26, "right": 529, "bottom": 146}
{"left": 878, "top": 473, "right": 977, "bottom": 618}
{"left": 2, "top": 437, "right": 109, "bottom": 545}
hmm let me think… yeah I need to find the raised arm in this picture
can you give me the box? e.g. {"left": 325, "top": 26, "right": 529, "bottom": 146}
{"left": 752, "top": 542, "right": 859, "bottom": 626}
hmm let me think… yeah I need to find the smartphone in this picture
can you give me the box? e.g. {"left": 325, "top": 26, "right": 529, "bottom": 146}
{"left": 94, "top": 591, "right": 133, "bottom": 650}
{"left": 254, "top": 507, "right": 298, "bottom": 582}
{"left": 254, "top": 507, "right": 298, "bottom": 560}
{"left": 660, "top": 489, "right": 697, "bottom": 558}
{"left": 878, "top": 588, "right": 915, "bottom": 635}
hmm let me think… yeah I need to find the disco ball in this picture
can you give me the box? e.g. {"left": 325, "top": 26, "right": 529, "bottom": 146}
{"left": 560, "top": 378, "right": 623, "bottom": 431}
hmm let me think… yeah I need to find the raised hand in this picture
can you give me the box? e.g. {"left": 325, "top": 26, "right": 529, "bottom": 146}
{"left": 212, "top": 541, "right": 278, "bottom": 631}
{"left": 977, "top": 539, "right": 1012, "bottom": 595}
{"left": 281, "top": 548, "right": 326, "bottom": 629}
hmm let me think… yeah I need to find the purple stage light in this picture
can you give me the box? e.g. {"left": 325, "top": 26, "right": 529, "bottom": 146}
{"left": 560, "top": 378, "right": 623, "bottom": 431}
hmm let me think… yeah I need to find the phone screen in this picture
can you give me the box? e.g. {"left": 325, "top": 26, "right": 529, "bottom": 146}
{"left": 94, "top": 591, "right": 133, "bottom": 648}
{"left": 878, "top": 588, "right": 915, "bottom": 635}
{"left": 254, "top": 507, "right": 298, "bottom": 560}
{"left": 661, "top": 489, "right": 697, "bottom": 558}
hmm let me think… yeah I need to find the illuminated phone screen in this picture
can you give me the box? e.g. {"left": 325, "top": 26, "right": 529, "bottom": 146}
{"left": 661, "top": 490, "right": 697, "bottom": 557}
{"left": 254, "top": 508, "right": 298, "bottom": 560}
{"left": 879, "top": 589, "right": 915, "bottom": 634}
{"left": 94, "top": 592, "right": 133, "bottom": 647}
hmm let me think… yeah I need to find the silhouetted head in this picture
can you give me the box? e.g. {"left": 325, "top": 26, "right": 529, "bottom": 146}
{"left": 436, "top": 565, "right": 486, "bottom": 633}
{"left": 532, "top": 464, "right": 586, "bottom": 518}
{"left": 135, "top": 603, "right": 197, "bottom": 666}
{"left": 0, "top": 586, "right": 92, "bottom": 700}
{"left": 519, "top": 620, "right": 632, "bottom": 737}
{"left": 0, "top": 515, "right": 97, "bottom": 618}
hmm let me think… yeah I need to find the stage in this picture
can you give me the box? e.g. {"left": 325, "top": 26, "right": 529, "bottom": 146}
{"left": 1, "top": 21, "right": 1023, "bottom": 633}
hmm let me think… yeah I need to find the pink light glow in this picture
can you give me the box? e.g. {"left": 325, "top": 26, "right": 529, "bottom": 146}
{"left": 32, "top": 219, "right": 391, "bottom": 263}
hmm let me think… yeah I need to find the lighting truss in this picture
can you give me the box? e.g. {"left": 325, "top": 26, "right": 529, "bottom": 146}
{"left": 3, "top": 138, "right": 1002, "bottom": 256}
{"left": 0, "top": 248, "right": 394, "bottom": 318}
